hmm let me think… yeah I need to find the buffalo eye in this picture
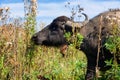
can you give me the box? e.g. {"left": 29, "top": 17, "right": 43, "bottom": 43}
{"left": 52, "top": 27, "right": 56, "bottom": 30}
{"left": 50, "top": 26, "right": 57, "bottom": 31}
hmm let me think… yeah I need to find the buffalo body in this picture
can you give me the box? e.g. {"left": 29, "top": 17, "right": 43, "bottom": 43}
{"left": 32, "top": 10, "right": 120, "bottom": 80}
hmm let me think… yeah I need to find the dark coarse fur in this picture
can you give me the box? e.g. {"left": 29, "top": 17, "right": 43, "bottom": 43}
{"left": 80, "top": 10, "right": 120, "bottom": 80}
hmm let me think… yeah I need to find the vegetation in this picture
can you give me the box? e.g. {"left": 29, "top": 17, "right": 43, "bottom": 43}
{"left": 0, "top": 1, "right": 120, "bottom": 80}
{"left": 0, "top": 1, "right": 87, "bottom": 80}
{"left": 104, "top": 23, "right": 120, "bottom": 80}
{"left": 0, "top": 22, "right": 86, "bottom": 80}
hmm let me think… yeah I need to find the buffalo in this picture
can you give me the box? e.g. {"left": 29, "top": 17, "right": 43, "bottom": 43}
{"left": 32, "top": 13, "right": 88, "bottom": 46}
{"left": 32, "top": 10, "right": 120, "bottom": 80}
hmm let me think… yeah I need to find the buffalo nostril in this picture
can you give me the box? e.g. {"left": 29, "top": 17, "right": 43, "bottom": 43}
{"left": 33, "top": 34, "right": 37, "bottom": 38}
{"left": 31, "top": 35, "right": 37, "bottom": 41}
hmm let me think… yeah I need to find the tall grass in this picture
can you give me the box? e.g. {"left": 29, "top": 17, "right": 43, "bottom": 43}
{"left": 0, "top": 14, "right": 87, "bottom": 79}
{"left": 104, "top": 23, "right": 120, "bottom": 80}
{"left": 0, "top": 2, "right": 120, "bottom": 80}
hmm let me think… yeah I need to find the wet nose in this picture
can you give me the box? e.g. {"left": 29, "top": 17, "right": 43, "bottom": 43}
{"left": 31, "top": 34, "right": 37, "bottom": 42}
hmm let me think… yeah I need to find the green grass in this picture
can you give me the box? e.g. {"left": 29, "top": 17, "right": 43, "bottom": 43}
{"left": 0, "top": 12, "right": 120, "bottom": 80}
{"left": 27, "top": 45, "right": 87, "bottom": 80}
{"left": 0, "top": 23, "right": 87, "bottom": 80}
{"left": 1, "top": 24, "right": 120, "bottom": 80}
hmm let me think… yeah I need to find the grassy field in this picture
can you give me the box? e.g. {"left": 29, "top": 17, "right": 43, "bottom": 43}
{"left": 0, "top": 23, "right": 87, "bottom": 80}
{"left": 1, "top": 25, "right": 120, "bottom": 80}
{"left": 33, "top": 45, "right": 87, "bottom": 80}
{"left": 0, "top": 21, "right": 120, "bottom": 80}
{"left": 0, "top": 8, "right": 120, "bottom": 80}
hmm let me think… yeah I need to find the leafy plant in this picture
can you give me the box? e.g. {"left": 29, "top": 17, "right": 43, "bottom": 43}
{"left": 64, "top": 32, "right": 84, "bottom": 49}
{"left": 104, "top": 23, "right": 120, "bottom": 80}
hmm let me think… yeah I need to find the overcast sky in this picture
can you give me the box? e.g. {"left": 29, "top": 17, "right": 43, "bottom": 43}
{"left": 0, "top": 0, "right": 120, "bottom": 29}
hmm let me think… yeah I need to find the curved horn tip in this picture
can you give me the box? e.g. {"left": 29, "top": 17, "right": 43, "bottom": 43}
{"left": 81, "top": 13, "right": 89, "bottom": 21}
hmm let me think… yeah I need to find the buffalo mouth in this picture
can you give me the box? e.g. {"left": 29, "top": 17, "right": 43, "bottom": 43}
{"left": 31, "top": 37, "right": 65, "bottom": 47}
{"left": 31, "top": 36, "right": 42, "bottom": 45}
{"left": 31, "top": 39, "right": 42, "bottom": 45}
{"left": 42, "top": 40, "right": 66, "bottom": 47}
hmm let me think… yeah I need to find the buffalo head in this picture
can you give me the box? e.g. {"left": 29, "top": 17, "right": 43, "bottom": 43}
{"left": 32, "top": 13, "right": 88, "bottom": 46}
